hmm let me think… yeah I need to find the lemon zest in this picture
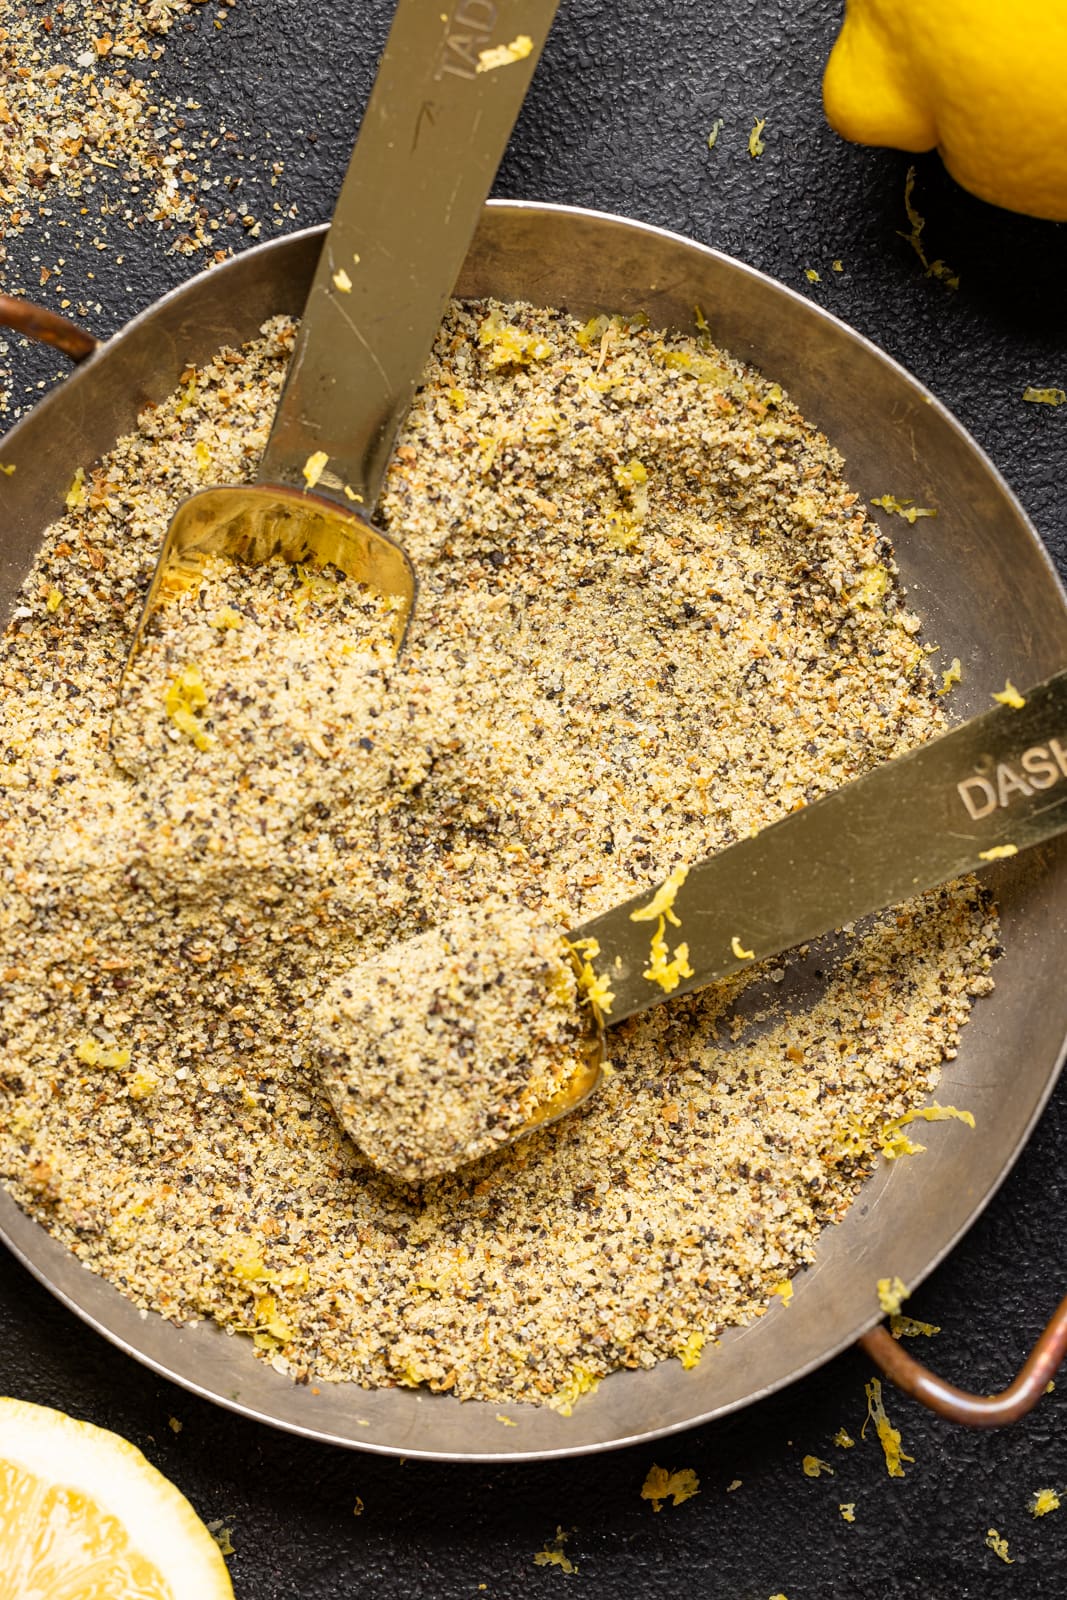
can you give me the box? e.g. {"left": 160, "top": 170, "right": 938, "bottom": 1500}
{"left": 992, "top": 679, "right": 1026, "bottom": 709}
{"left": 533, "top": 1527, "right": 575, "bottom": 1572}
{"left": 772, "top": 1280, "right": 794, "bottom": 1307}
{"left": 876, "top": 1275, "right": 909, "bottom": 1316}
{"left": 211, "top": 606, "right": 243, "bottom": 630}
{"left": 476, "top": 33, "right": 533, "bottom": 72}
{"left": 565, "top": 937, "right": 615, "bottom": 1018}
{"left": 45, "top": 588, "right": 63, "bottom": 613}
{"left": 332, "top": 268, "right": 353, "bottom": 293}
{"left": 165, "top": 665, "right": 215, "bottom": 751}
{"left": 1031, "top": 1488, "right": 1061, "bottom": 1517}
{"left": 496, "top": 1414, "right": 517, "bottom": 1427}
{"left": 630, "top": 864, "right": 689, "bottom": 927}
{"left": 731, "top": 935, "right": 755, "bottom": 961}
{"left": 642, "top": 915, "right": 693, "bottom": 993}
{"left": 479, "top": 307, "right": 554, "bottom": 366}
{"left": 863, "top": 1378, "right": 913, "bottom": 1477}
{"left": 839, "top": 1503, "right": 856, "bottom": 1522}
{"left": 65, "top": 466, "right": 88, "bottom": 510}
{"left": 0, "top": 463, "right": 15, "bottom": 475}
{"left": 937, "top": 657, "right": 962, "bottom": 695}
{"left": 75, "top": 1039, "right": 131, "bottom": 1069}
{"left": 979, "top": 844, "right": 1018, "bottom": 861}
{"left": 805, "top": 268, "right": 821, "bottom": 283}
{"left": 550, "top": 1364, "right": 601, "bottom": 1416}
{"left": 890, "top": 1315, "right": 940, "bottom": 1339}
{"left": 986, "top": 1529, "right": 1014, "bottom": 1564}
{"left": 802, "top": 1456, "right": 834, "bottom": 1478}
{"left": 833, "top": 1428, "right": 855, "bottom": 1449}
{"left": 302, "top": 450, "right": 328, "bottom": 490}
{"left": 870, "top": 493, "right": 937, "bottom": 524}
{"left": 1023, "top": 386, "right": 1066, "bottom": 406}
{"left": 675, "top": 1331, "right": 705, "bottom": 1370}
{"left": 748, "top": 117, "right": 766, "bottom": 157}
{"left": 832, "top": 259, "right": 844, "bottom": 272}
{"left": 900, "top": 166, "right": 959, "bottom": 290}
{"left": 641, "top": 1464, "right": 700, "bottom": 1511}
{"left": 706, "top": 118, "right": 724, "bottom": 149}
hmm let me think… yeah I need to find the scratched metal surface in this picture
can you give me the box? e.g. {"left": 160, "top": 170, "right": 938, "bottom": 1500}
{"left": 1, "top": 1, "right": 1066, "bottom": 1595}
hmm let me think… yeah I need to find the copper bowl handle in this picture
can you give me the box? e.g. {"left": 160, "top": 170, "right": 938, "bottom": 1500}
{"left": 860, "top": 1292, "right": 1067, "bottom": 1427}
{"left": 0, "top": 294, "right": 99, "bottom": 363}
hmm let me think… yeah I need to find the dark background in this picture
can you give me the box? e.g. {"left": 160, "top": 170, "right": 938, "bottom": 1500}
{"left": 2, "top": 1, "right": 1065, "bottom": 1595}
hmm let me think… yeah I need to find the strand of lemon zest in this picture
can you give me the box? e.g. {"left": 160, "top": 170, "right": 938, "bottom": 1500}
{"left": 1023, "top": 386, "right": 1066, "bottom": 406}
{"left": 1031, "top": 1488, "right": 1061, "bottom": 1517}
{"left": 900, "top": 166, "right": 959, "bottom": 289}
{"left": 642, "top": 915, "right": 693, "bottom": 992}
{"left": 302, "top": 450, "right": 328, "bottom": 490}
{"left": 496, "top": 1413, "right": 517, "bottom": 1427}
{"left": 890, "top": 1315, "right": 940, "bottom": 1339}
{"left": 706, "top": 119, "right": 724, "bottom": 149}
{"left": 870, "top": 492, "right": 937, "bottom": 524}
{"left": 802, "top": 1456, "right": 834, "bottom": 1478}
{"left": 877, "top": 1276, "right": 909, "bottom": 1316}
{"left": 986, "top": 1529, "right": 1014, "bottom": 1564}
{"left": 862, "top": 1378, "right": 913, "bottom": 1477}
{"left": 731, "top": 935, "right": 755, "bottom": 961}
{"left": 343, "top": 485, "right": 364, "bottom": 502}
{"left": 331, "top": 268, "right": 353, "bottom": 293}
{"left": 937, "top": 656, "right": 962, "bottom": 694}
{"left": 748, "top": 117, "right": 766, "bottom": 157}
{"left": 979, "top": 844, "right": 1018, "bottom": 861}
{"left": 533, "top": 1527, "right": 575, "bottom": 1572}
{"left": 630, "top": 863, "right": 689, "bottom": 926}
{"left": 895, "top": 1103, "right": 976, "bottom": 1130}
{"left": 476, "top": 33, "right": 533, "bottom": 72}
{"left": 992, "top": 679, "right": 1026, "bottom": 709}
{"left": 641, "top": 1465, "right": 700, "bottom": 1511}
{"left": 564, "top": 937, "right": 615, "bottom": 1018}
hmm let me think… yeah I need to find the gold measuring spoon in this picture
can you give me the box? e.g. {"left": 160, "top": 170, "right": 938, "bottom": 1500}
{"left": 317, "top": 666, "right": 1067, "bottom": 1182}
{"left": 120, "top": 0, "right": 560, "bottom": 687}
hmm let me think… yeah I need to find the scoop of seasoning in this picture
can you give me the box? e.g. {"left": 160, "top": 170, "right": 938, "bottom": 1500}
{"left": 314, "top": 905, "right": 592, "bottom": 1183}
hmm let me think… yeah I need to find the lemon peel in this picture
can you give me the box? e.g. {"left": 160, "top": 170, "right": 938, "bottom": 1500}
{"left": 641, "top": 1464, "right": 700, "bottom": 1511}
{"left": 1023, "top": 386, "right": 1066, "bottom": 406}
{"left": 748, "top": 117, "right": 766, "bottom": 157}
{"left": 992, "top": 679, "right": 1026, "bottom": 709}
{"left": 876, "top": 1275, "right": 909, "bottom": 1316}
{"left": 863, "top": 1377, "right": 913, "bottom": 1477}
{"left": 1031, "top": 1488, "right": 1061, "bottom": 1517}
{"left": 986, "top": 1529, "right": 1014, "bottom": 1564}
{"left": 802, "top": 1455, "right": 834, "bottom": 1478}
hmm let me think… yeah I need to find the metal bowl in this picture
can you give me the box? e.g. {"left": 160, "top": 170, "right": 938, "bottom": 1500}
{"left": 1, "top": 201, "right": 1065, "bottom": 1460}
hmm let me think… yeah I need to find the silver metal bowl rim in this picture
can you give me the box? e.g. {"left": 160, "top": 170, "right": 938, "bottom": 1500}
{"left": 1, "top": 197, "right": 1065, "bottom": 1461}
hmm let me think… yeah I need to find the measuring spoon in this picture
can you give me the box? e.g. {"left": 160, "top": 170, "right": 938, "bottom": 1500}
{"left": 120, "top": 0, "right": 560, "bottom": 684}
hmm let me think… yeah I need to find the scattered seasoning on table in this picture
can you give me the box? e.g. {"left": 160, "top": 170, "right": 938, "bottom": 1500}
{"left": 0, "top": 300, "right": 998, "bottom": 1405}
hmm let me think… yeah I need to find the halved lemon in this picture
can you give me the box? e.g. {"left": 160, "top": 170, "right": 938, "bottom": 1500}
{"left": 0, "top": 1396, "right": 234, "bottom": 1599}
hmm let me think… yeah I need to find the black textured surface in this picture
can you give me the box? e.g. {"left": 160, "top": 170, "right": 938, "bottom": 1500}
{"left": 2, "top": 2, "right": 1066, "bottom": 1596}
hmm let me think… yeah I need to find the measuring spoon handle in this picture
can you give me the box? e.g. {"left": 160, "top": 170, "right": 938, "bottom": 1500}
{"left": 578, "top": 669, "right": 1067, "bottom": 1023}
{"left": 258, "top": 0, "right": 559, "bottom": 505}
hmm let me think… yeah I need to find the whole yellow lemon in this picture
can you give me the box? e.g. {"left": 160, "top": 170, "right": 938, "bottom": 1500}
{"left": 823, "top": 0, "right": 1067, "bottom": 221}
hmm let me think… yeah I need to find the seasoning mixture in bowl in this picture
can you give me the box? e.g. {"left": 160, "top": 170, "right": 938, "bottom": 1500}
{"left": 0, "top": 304, "right": 997, "bottom": 1405}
